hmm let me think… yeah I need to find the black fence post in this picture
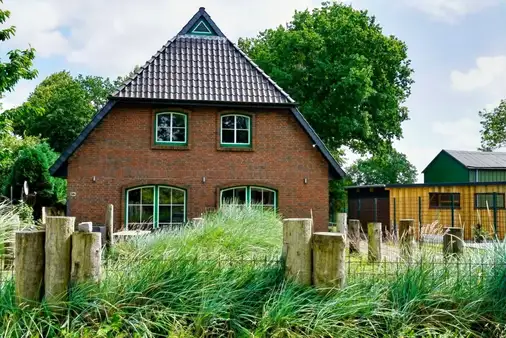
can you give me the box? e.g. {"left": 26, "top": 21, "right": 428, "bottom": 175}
{"left": 393, "top": 197, "right": 397, "bottom": 239}
{"left": 418, "top": 196, "right": 422, "bottom": 235}
{"left": 451, "top": 193, "right": 455, "bottom": 227}
{"left": 493, "top": 192, "right": 498, "bottom": 237}
{"left": 373, "top": 198, "right": 378, "bottom": 223}
{"left": 358, "top": 199, "right": 361, "bottom": 220}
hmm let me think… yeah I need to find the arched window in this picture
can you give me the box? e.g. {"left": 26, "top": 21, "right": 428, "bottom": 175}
{"left": 220, "top": 186, "right": 276, "bottom": 211}
{"left": 126, "top": 185, "right": 186, "bottom": 230}
{"left": 155, "top": 112, "right": 188, "bottom": 145}
{"left": 220, "top": 114, "right": 251, "bottom": 147}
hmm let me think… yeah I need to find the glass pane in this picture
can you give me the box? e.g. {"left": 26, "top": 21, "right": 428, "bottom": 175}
{"left": 222, "top": 130, "right": 234, "bottom": 143}
{"left": 142, "top": 187, "right": 154, "bottom": 204}
{"left": 141, "top": 206, "right": 154, "bottom": 222}
{"left": 222, "top": 189, "right": 234, "bottom": 204}
{"left": 157, "top": 127, "right": 170, "bottom": 141}
{"left": 157, "top": 114, "right": 171, "bottom": 128}
{"left": 172, "top": 128, "right": 186, "bottom": 142}
{"left": 236, "top": 116, "right": 248, "bottom": 129}
{"left": 235, "top": 188, "right": 247, "bottom": 204}
{"left": 222, "top": 116, "right": 235, "bottom": 129}
{"left": 172, "top": 206, "right": 185, "bottom": 223}
{"left": 159, "top": 206, "right": 171, "bottom": 223}
{"left": 128, "top": 189, "right": 141, "bottom": 204}
{"left": 172, "top": 189, "right": 185, "bottom": 204}
{"left": 498, "top": 194, "right": 505, "bottom": 208}
{"left": 172, "top": 114, "right": 185, "bottom": 127}
{"left": 159, "top": 188, "right": 171, "bottom": 204}
{"left": 250, "top": 188, "right": 263, "bottom": 205}
{"left": 263, "top": 190, "right": 275, "bottom": 205}
{"left": 236, "top": 130, "right": 249, "bottom": 144}
{"left": 128, "top": 206, "right": 141, "bottom": 223}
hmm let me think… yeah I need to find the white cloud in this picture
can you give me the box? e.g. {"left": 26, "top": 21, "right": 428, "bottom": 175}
{"left": 0, "top": 80, "right": 37, "bottom": 112}
{"left": 451, "top": 56, "right": 506, "bottom": 92}
{"left": 432, "top": 117, "right": 481, "bottom": 149}
{"left": 405, "top": 0, "right": 503, "bottom": 22}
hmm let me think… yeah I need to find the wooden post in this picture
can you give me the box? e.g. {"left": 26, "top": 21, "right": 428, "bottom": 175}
{"left": 105, "top": 204, "right": 114, "bottom": 247}
{"left": 335, "top": 213, "right": 347, "bottom": 235}
{"left": 41, "top": 207, "right": 47, "bottom": 226}
{"left": 368, "top": 222, "right": 382, "bottom": 263}
{"left": 399, "top": 219, "right": 415, "bottom": 261}
{"left": 348, "top": 219, "right": 361, "bottom": 254}
{"left": 15, "top": 231, "right": 45, "bottom": 306}
{"left": 71, "top": 232, "right": 101, "bottom": 283}
{"left": 312, "top": 232, "right": 346, "bottom": 288}
{"left": 443, "top": 227, "right": 464, "bottom": 256}
{"left": 282, "top": 218, "right": 312, "bottom": 285}
{"left": 45, "top": 216, "right": 75, "bottom": 303}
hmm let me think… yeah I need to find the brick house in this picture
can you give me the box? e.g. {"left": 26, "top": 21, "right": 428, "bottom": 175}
{"left": 49, "top": 8, "right": 345, "bottom": 232}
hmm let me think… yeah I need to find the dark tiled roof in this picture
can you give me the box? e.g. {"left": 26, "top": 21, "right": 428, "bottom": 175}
{"left": 112, "top": 35, "right": 294, "bottom": 104}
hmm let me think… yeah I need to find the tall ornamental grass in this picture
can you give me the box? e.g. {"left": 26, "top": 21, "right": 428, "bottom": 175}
{"left": 0, "top": 206, "right": 506, "bottom": 336}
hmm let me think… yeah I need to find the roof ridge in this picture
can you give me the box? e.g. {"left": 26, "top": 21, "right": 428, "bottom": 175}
{"left": 228, "top": 39, "right": 295, "bottom": 104}
{"left": 112, "top": 37, "right": 176, "bottom": 97}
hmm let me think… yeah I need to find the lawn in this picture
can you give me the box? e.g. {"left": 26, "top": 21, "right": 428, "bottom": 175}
{"left": 0, "top": 204, "right": 506, "bottom": 337}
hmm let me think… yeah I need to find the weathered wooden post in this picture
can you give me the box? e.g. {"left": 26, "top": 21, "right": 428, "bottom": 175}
{"left": 312, "top": 232, "right": 346, "bottom": 288}
{"left": 105, "top": 204, "right": 114, "bottom": 247}
{"left": 41, "top": 207, "right": 47, "bottom": 226}
{"left": 282, "top": 218, "right": 312, "bottom": 285}
{"left": 368, "top": 222, "right": 382, "bottom": 263}
{"left": 45, "top": 216, "right": 75, "bottom": 303}
{"left": 335, "top": 213, "right": 347, "bottom": 235}
{"left": 71, "top": 226, "right": 101, "bottom": 284}
{"left": 399, "top": 219, "right": 415, "bottom": 261}
{"left": 443, "top": 227, "right": 464, "bottom": 257}
{"left": 348, "top": 219, "right": 361, "bottom": 254}
{"left": 15, "top": 230, "right": 45, "bottom": 306}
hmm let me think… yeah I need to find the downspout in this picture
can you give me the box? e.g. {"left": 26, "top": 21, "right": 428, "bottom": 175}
{"left": 476, "top": 169, "right": 479, "bottom": 182}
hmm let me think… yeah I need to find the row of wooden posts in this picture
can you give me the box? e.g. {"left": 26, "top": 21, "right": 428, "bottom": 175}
{"left": 14, "top": 204, "right": 115, "bottom": 306}
{"left": 282, "top": 218, "right": 464, "bottom": 288}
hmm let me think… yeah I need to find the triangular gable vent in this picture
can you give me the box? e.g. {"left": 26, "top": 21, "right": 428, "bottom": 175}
{"left": 190, "top": 19, "right": 215, "bottom": 35}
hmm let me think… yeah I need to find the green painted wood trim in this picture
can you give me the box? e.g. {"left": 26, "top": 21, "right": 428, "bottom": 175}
{"left": 219, "top": 186, "right": 278, "bottom": 211}
{"left": 154, "top": 112, "right": 188, "bottom": 146}
{"left": 220, "top": 113, "right": 252, "bottom": 148}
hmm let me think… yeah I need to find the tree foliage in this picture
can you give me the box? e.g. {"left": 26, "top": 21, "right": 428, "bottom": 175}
{"left": 2, "top": 142, "right": 66, "bottom": 206}
{"left": 346, "top": 149, "right": 417, "bottom": 185}
{"left": 0, "top": 0, "right": 37, "bottom": 98}
{"left": 239, "top": 2, "right": 413, "bottom": 154}
{"left": 479, "top": 99, "right": 506, "bottom": 151}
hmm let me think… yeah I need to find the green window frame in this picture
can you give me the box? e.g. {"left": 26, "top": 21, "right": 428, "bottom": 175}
{"left": 220, "top": 114, "right": 251, "bottom": 147}
{"left": 429, "top": 192, "right": 461, "bottom": 209}
{"left": 475, "top": 193, "right": 505, "bottom": 209}
{"left": 220, "top": 186, "right": 277, "bottom": 211}
{"left": 125, "top": 185, "right": 187, "bottom": 230}
{"left": 155, "top": 112, "right": 188, "bottom": 145}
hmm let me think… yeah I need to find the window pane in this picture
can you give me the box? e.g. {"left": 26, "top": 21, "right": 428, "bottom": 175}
{"left": 128, "top": 189, "right": 141, "bottom": 204}
{"left": 172, "top": 189, "right": 185, "bottom": 204}
{"left": 250, "top": 188, "right": 263, "bottom": 205}
{"left": 159, "top": 206, "right": 171, "bottom": 223}
{"left": 157, "top": 128, "right": 170, "bottom": 142}
{"left": 236, "top": 116, "right": 248, "bottom": 129}
{"left": 128, "top": 206, "right": 141, "bottom": 223}
{"left": 222, "top": 116, "right": 235, "bottom": 129}
{"left": 172, "top": 206, "right": 185, "bottom": 223}
{"left": 234, "top": 188, "right": 247, "bottom": 204}
{"left": 236, "top": 130, "right": 249, "bottom": 144}
{"left": 172, "top": 114, "right": 185, "bottom": 127}
{"left": 157, "top": 114, "right": 171, "bottom": 128}
{"left": 172, "top": 128, "right": 186, "bottom": 142}
{"left": 222, "top": 189, "right": 235, "bottom": 203}
{"left": 159, "top": 188, "right": 171, "bottom": 204}
{"left": 263, "top": 190, "right": 275, "bottom": 205}
{"left": 142, "top": 187, "right": 154, "bottom": 204}
{"left": 222, "top": 130, "right": 234, "bottom": 143}
{"left": 499, "top": 194, "right": 505, "bottom": 208}
{"left": 141, "top": 206, "right": 154, "bottom": 222}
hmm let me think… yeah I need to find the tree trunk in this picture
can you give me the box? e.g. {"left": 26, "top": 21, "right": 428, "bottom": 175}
{"left": 71, "top": 232, "right": 101, "bottom": 283}
{"left": 312, "top": 232, "right": 346, "bottom": 288}
{"left": 45, "top": 216, "right": 75, "bottom": 303}
{"left": 15, "top": 230, "right": 45, "bottom": 307}
{"left": 282, "top": 218, "right": 312, "bottom": 285}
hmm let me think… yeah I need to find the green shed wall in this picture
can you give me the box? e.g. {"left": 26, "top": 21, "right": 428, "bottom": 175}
{"left": 470, "top": 170, "right": 506, "bottom": 182}
{"left": 424, "top": 152, "right": 468, "bottom": 183}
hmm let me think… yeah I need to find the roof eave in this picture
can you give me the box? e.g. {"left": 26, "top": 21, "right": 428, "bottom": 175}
{"left": 108, "top": 96, "right": 298, "bottom": 108}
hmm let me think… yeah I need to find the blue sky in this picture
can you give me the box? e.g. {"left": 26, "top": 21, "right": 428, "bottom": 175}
{"left": 1, "top": 0, "right": 505, "bottom": 181}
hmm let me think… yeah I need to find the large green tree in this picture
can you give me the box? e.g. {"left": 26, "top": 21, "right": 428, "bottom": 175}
{"left": 479, "top": 99, "right": 506, "bottom": 151}
{"left": 0, "top": 0, "right": 37, "bottom": 103}
{"left": 239, "top": 2, "right": 413, "bottom": 154}
{"left": 346, "top": 150, "right": 417, "bottom": 185}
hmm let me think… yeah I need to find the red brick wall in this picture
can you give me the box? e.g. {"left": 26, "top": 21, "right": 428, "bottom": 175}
{"left": 66, "top": 104, "right": 330, "bottom": 231}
